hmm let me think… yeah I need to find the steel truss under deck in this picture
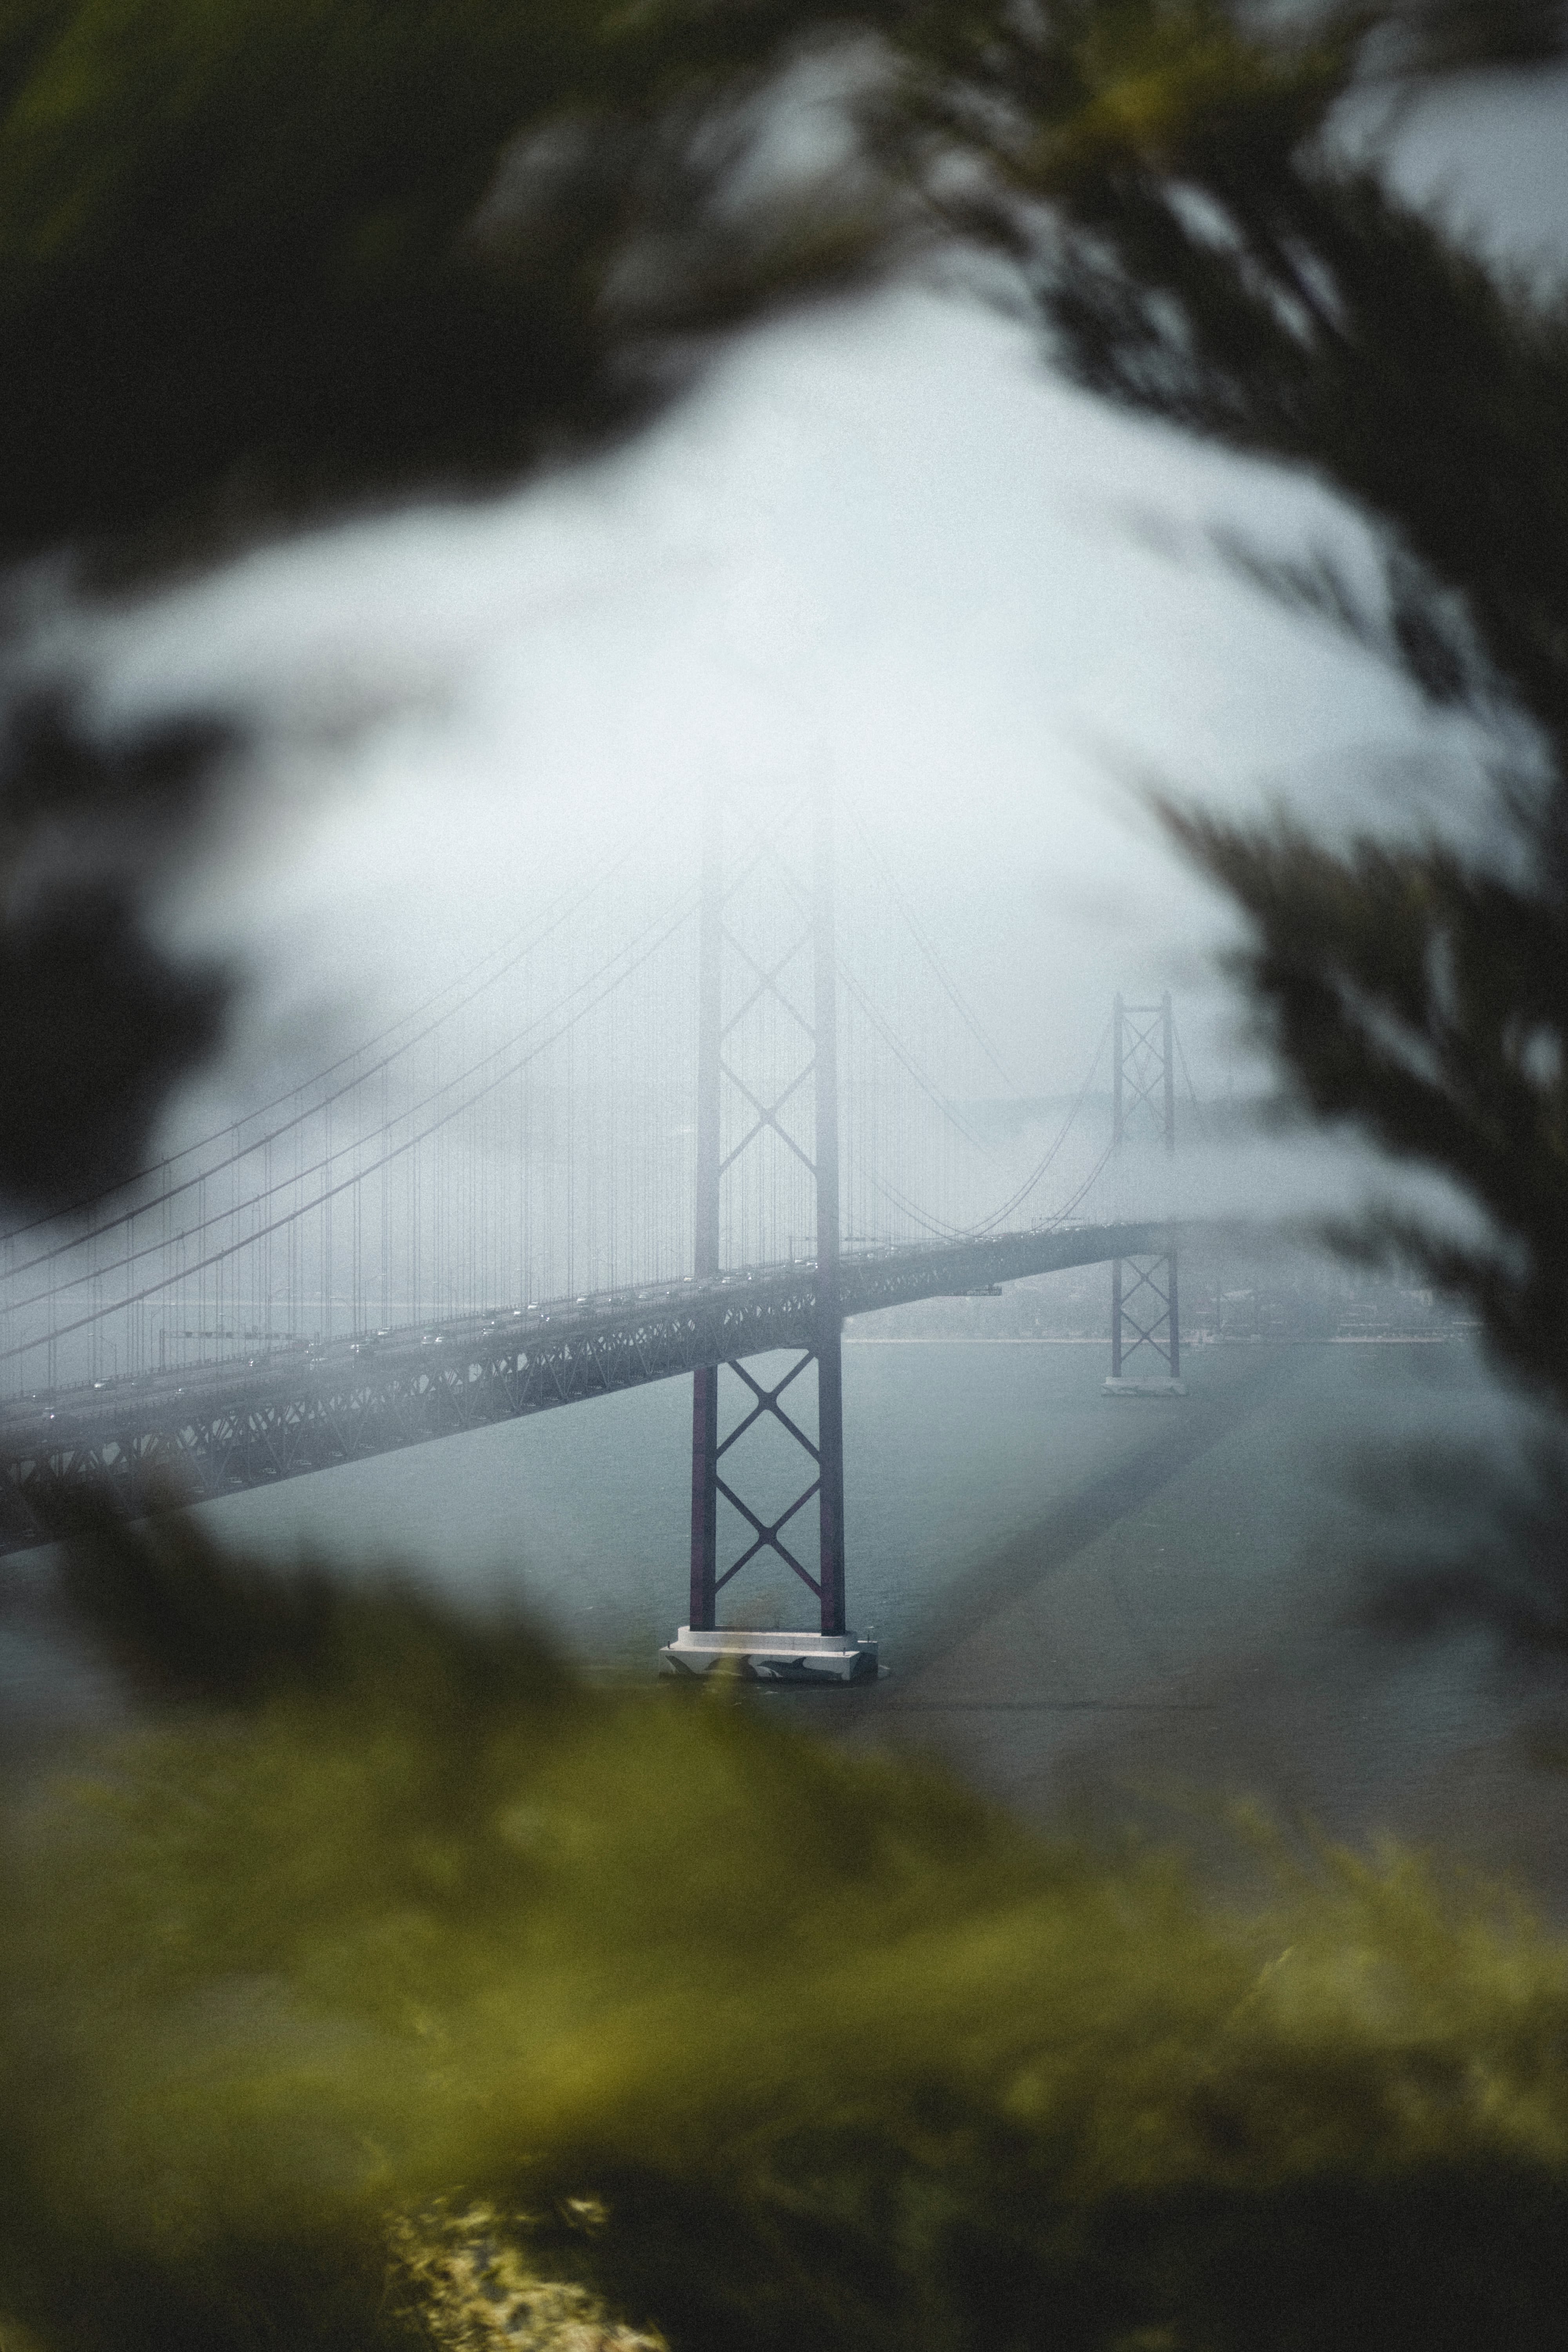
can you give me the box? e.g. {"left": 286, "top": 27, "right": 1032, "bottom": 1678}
{"left": 0, "top": 1224, "right": 1167, "bottom": 1557}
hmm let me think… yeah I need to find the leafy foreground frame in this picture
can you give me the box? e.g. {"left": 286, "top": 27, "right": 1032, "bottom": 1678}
{"left": 3, "top": 1517, "right": 1568, "bottom": 2352}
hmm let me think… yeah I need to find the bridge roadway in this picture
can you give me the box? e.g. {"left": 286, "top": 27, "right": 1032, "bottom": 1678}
{"left": 0, "top": 1221, "right": 1166, "bottom": 1556}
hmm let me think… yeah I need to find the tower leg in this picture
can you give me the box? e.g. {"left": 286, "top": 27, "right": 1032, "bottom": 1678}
{"left": 817, "top": 1325, "right": 846, "bottom": 1637}
{"left": 1166, "top": 1243, "right": 1181, "bottom": 1380}
{"left": 690, "top": 1363, "right": 718, "bottom": 1631}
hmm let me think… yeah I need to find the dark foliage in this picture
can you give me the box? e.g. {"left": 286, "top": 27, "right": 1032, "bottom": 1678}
{"left": 1160, "top": 806, "right": 1568, "bottom": 1405}
{"left": 0, "top": 0, "right": 897, "bottom": 581}
{"left": 55, "top": 1505, "right": 582, "bottom": 1711}
{"left": 0, "top": 0, "right": 902, "bottom": 1213}
{"left": 882, "top": 1, "right": 1568, "bottom": 1417}
{"left": 0, "top": 883, "right": 227, "bottom": 1208}
{"left": 1348, "top": 1424, "right": 1568, "bottom": 1661}
{"left": 0, "top": 689, "right": 236, "bottom": 1206}
{"left": 1385, "top": 0, "right": 1568, "bottom": 74}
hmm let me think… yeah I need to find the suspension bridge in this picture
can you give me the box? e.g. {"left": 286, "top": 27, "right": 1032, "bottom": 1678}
{"left": 0, "top": 786, "right": 1188, "bottom": 1676}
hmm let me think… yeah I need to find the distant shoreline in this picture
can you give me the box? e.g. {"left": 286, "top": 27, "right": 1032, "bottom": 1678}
{"left": 842, "top": 1334, "right": 1458, "bottom": 1347}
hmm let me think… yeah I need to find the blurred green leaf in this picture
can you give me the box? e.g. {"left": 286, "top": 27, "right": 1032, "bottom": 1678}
{"left": 4, "top": 1526, "right": 1568, "bottom": 2348}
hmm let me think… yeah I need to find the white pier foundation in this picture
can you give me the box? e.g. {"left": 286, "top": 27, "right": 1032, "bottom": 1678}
{"left": 1104, "top": 1375, "right": 1187, "bottom": 1397}
{"left": 659, "top": 1626, "right": 879, "bottom": 1683}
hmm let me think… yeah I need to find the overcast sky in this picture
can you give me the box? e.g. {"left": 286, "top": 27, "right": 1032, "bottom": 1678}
{"left": 63, "top": 62, "right": 1568, "bottom": 1207}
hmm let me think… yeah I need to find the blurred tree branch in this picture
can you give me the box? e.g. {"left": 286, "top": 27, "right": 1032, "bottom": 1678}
{"left": 0, "top": 0, "right": 905, "bottom": 577}
{"left": 875, "top": 0, "right": 1568, "bottom": 1414}
{"left": 8, "top": 1515, "right": 1568, "bottom": 2351}
{"left": 0, "top": 0, "right": 907, "bottom": 1209}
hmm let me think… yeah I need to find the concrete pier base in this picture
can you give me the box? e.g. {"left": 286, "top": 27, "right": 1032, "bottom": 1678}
{"left": 660, "top": 1626, "right": 878, "bottom": 1683}
{"left": 1104, "top": 1376, "right": 1186, "bottom": 1397}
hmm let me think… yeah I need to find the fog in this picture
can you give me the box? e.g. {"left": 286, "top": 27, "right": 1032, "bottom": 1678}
{"left": 78, "top": 296, "right": 1443, "bottom": 1130}
{"left": 34, "top": 65, "right": 1554, "bottom": 1201}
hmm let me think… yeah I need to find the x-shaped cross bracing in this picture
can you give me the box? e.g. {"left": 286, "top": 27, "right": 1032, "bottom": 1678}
{"left": 712, "top": 1351, "right": 823, "bottom": 1598}
{"left": 1116, "top": 1256, "right": 1175, "bottom": 1362}
{"left": 1118, "top": 1010, "right": 1169, "bottom": 1142}
{"left": 717, "top": 922, "right": 818, "bottom": 1179}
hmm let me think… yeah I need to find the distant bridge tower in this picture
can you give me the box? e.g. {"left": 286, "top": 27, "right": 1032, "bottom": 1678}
{"left": 1106, "top": 991, "right": 1184, "bottom": 1397}
{"left": 661, "top": 782, "right": 875, "bottom": 1682}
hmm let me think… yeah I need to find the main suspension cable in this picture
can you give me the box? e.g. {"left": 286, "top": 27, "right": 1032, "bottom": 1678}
{"left": 845, "top": 798, "right": 1020, "bottom": 1095}
{"left": 2, "top": 891, "right": 700, "bottom": 1341}
{"left": 0, "top": 792, "right": 679, "bottom": 1254}
{"left": 967, "top": 1020, "right": 1111, "bottom": 1234}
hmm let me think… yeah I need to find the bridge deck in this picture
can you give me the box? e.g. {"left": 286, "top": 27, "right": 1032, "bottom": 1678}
{"left": 0, "top": 1223, "right": 1166, "bottom": 1555}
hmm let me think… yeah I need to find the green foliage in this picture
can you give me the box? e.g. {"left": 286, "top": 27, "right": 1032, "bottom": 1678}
{"left": 5, "top": 1522, "right": 1568, "bottom": 2348}
{"left": 383, "top": 2199, "right": 664, "bottom": 2348}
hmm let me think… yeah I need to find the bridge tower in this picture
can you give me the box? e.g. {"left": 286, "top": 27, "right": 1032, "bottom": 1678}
{"left": 661, "top": 783, "right": 875, "bottom": 1683}
{"left": 1106, "top": 990, "right": 1184, "bottom": 1397}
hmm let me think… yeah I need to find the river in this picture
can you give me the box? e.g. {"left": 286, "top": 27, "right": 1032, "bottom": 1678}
{"left": 5, "top": 1336, "right": 1566, "bottom": 1909}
